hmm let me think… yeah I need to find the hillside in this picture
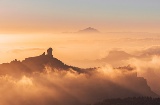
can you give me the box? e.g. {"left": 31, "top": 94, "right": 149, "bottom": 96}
{"left": 0, "top": 48, "right": 94, "bottom": 77}
{"left": 0, "top": 48, "right": 158, "bottom": 104}
{"left": 92, "top": 97, "right": 160, "bottom": 105}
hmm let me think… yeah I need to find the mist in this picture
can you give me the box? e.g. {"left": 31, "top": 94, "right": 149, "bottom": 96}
{"left": 0, "top": 63, "right": 157, "bottom": 105}
{"left": 129, "top": 56, "right": 160, "bottom": 96}
{"left": 1, "top": 32, "right": 160, "bottom": 66}
{"left": 1, "top": 32, "right": 160, "bottom": 105}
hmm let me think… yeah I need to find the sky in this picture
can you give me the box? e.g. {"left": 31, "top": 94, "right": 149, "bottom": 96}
{"left": 0, "top": 0, "right": 160, "bottom": 33}
{"left": 1, "top": 1, "right": 160, "bottom": 103}
{"left": 1, "top": 0, "right": 160, "bottom": 65}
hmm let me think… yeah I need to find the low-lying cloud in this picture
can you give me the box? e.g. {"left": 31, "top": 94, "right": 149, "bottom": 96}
{"left": 0, "top": 64, "right": 156, "bottom": 105}
{"left": 1, "top": 46, "right": 160, "bottom": 105}
{"left": 129, "top": 56, "right": 160, "bottom": 96}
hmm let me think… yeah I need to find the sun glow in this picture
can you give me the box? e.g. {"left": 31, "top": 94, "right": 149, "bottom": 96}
{"left": 18, "top": 76, "right": 33, "bottom": 86}
{"left": 0, "top": 35, "right": 14, "bottom": 43}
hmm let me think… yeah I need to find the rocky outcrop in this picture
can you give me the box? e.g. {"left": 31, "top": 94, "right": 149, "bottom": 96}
{"left": 92, "top": 97, "right": 160, "bottom": 105}
{"left": 0, "top": 48, "right": 94, "bottom": 77}
{"left": 0, "top": 48, "right": 158, "bottom": 98}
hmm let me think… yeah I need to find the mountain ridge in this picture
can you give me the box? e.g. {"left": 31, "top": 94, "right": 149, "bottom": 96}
{"left": 0, "top": 48, "right": 95, "bottom": 77}
{"left": 0, "top": 48, "right": 158, "bottom": 99}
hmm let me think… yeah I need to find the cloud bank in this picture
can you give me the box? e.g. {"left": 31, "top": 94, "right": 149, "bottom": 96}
{"left": 0, "top": 64, "right": 157, "bottom": 105}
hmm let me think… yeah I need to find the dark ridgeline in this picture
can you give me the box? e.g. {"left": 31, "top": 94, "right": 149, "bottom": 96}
{"left": 92, "top": 97, "right": 160, "bottom": 105}
{"left": 0, "top": 48, "right": 95, "bottom": 77}
{"left": 0, "top": 48, "right": 159, "bottom": 100}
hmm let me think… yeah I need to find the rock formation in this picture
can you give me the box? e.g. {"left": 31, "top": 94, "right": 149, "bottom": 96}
{"left": 0, "top": 48, "right": 94, "bottom": 77}
{"left": 0, "top": 48, "right": 158, "bottom": 98}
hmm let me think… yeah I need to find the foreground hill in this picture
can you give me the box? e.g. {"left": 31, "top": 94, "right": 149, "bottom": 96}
{"left": 92, "top": 97, "right": 160, "bottom": 105}
{"left": 0, "top": 48, "right": 158, "bottom": 103}
{"left": 0, "top": 48, "right": 94, "bottom": 77}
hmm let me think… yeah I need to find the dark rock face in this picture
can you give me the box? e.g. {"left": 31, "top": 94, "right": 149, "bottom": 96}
{"left": 0, "top": 48, "right": 158, "bottom": 99}
{"left": 92, "top": 97, "right": 160, "bottom": 105}
{"left": 0, "top": 48, "right": 94, "bottom": 77}
{"left": 47, "top": 47, "right": 53, "bottom": 58}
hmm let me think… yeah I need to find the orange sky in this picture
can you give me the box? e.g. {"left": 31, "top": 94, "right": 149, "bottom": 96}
{"left": 0, "top": 0, "right": 160, "bottom": 66}
{"left": 0, "top": 0, "right": 160, "bottom": 33}
{"left": 1, "top": 33, "right": 160, "bottom": 68}
{"left": 0, "top": 19, "right": 160, "bottom": 34}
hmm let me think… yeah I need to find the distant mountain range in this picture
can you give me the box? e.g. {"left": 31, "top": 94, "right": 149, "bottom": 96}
{"left": 76, "top": 46, "right": 160, "bottom": 67}
{"left": 99, "top": 50, "right": 135, "bottom": 62}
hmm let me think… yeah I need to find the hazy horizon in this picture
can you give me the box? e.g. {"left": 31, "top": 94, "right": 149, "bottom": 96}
{"left": 0, "top": 0, "right": 160, "bottom": 105}
{"left": 1, "top": 32, "right": 160, "bottom": 67}
{"left": 1, "top": 0, "right": 160, "bottom": 33}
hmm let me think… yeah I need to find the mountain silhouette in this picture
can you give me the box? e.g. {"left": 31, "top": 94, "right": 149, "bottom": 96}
{"left": 77, "top": 27, "right": 100, "bottom": 33}
{"left": 92, "top": 97, "right": 160, "bottom": 105}
{"left": 0, "top": 48, "right": 94, "bottom": 77}
{"left": 0, "top": 48, "right": 158, "bottom": 99}
{"left": 140, "top": 46, "right": 160, "bottom": 57}
{"left": 100, "top": 50, "right": 134, "bottom": 61}
{"left": 83, "top": 50, "right": 136, "bottom": 67}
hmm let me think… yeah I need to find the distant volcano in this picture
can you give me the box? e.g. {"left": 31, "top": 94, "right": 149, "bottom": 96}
{"left": 77, "top": 27, "right": 100, "bottom": 33}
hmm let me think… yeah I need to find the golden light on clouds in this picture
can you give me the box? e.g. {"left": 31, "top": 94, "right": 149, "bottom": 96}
{"left": 0, "top": 1, "right": 160, "bottom": 104}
